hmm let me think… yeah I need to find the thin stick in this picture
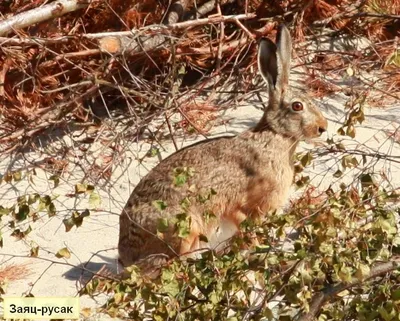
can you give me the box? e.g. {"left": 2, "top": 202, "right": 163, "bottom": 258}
{"left": 0, "top": 0, "right": 92, "bottom": 36}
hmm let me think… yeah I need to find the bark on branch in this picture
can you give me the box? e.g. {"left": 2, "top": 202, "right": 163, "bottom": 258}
{"left": 297, "top": 257, "right": 400, "bottom": 321}
{"left": 0, "top": 0, "right": 92, "bottom": 36}
{"left": 98, "top": 13, "right": 256, "bottom": 54}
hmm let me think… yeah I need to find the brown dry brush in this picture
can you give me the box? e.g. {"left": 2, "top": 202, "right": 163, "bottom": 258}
{"left": 0, "top": 0, "right": 399, "bottom": 155}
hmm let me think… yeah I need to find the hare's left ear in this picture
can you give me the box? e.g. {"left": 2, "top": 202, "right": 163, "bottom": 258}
{"left": 258, "top": 24, "right": 292, "bottom": 104}
{"left": 275, "top": 24, "right": 292, "bottom": 88}
{"left": 258, "top": 37, "right": 278, "bottom": 89}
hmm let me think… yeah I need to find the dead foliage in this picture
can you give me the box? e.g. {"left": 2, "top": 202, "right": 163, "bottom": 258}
{"left": 0, "top": 0, "right": 398, "bottom": 155}
{"left": 0, "top": 263, "right": 31, "bottom": 282}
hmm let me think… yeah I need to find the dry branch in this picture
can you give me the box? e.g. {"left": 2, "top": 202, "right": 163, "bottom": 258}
{"left": 162, "top": 0, "right": 190, "bottom": 25}
{"left": 0, "top": 0, "right": 92, "bottom": 36}
{"left": 97, "top": 13, "right": 256, "bottom": 54}
{"left": 0, "top": 13, "right": 256, "bottom": 52}
{"left": 297, "top": 257, "right": 400, "bottom": 321}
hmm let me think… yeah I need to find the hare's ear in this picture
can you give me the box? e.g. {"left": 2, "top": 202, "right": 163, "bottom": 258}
{"left": 276, "top": 24, "right": 292, "bottom": 88}
{"left": 258, "top": 38, "right": 278, "bottom": 89}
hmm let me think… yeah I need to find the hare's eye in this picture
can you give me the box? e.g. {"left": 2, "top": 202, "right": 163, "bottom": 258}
{"left": 291, "top": 101, "right": 303, "bottom": 112}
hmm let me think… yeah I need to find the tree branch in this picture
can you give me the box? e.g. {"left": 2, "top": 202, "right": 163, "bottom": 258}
{"left": 297, "top": 257, "right": 400, "bottom": 321}
{"left": 97, "top": 13, "right": 256, "bottom": 54}
{"left": 0, "top": 0, "right": 92, "bottom": 36}
{"left": 0, "top": 13, "right": 256, "bottom": 53}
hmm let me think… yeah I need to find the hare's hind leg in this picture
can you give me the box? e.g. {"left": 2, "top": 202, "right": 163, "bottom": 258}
{"left": 118, "top": 203, "right": 180, "bottom": 267}
{"left": 135, "top": 253, "right": 170, "bottom": 279}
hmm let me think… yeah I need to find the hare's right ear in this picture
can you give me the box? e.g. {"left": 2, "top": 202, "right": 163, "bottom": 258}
{"left": 276, "top": 24, "right": 292, "bottom": 90}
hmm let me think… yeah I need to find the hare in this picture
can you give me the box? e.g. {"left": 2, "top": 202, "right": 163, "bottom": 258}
{"left": 118, "top": 25, "right": 328, "bottom": 272}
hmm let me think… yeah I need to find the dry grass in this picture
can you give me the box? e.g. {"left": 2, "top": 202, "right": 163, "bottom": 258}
{"left": 0, "top": 263, "right": 31, "bottom": 282}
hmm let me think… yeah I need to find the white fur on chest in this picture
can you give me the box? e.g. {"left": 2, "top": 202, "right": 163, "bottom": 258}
{"left": 206, "top": 219, "right": 239, "bottom": 252}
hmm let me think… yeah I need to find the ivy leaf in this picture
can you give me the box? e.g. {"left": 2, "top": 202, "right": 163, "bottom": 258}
{"left": 175, "top": 214, "right": 190, "bottom": 239}
{"left": 173, "top": 167, "right": 194, "bottom": 187}
{"left": 63, "top": 210, "right": 90, "bottom": 232}
{"left": 355, "top": 263, "right": 370, "bottom": 281}
{"left": 89, "top": 192, "right": 101, "bottom": 208}
{"left": 16, "top": 204, "right": 30, "bottom": 221}
{"left": 300, "top": 152, "right": 313, "bottom": 167}
{"left": 333, "top": 169, "right": 343, "bottom": 178}
{"left": 161, "top": 269, "right": 180, "bottom": 297}
{"left": 56, "top": 247, "right": 71, "bottom": 259}
{"left": 30, "top": 246, "right": 39, "bottom": 257}
{"left": 157, "top": 218, "right": 169, "bottom": 233}
{"left": 153, "top": 200, "right": 167, "bottom": 211}
{"left": 75, "top": 183, "right": 87, "bottom": 194}
{"left": 13, "top": 171, "right": 22, "bottom": 181}
{"left": 49, "top": 175, "right": 60, "bottom": 188}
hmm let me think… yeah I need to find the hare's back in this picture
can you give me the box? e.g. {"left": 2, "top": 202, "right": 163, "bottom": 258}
{"left": 132, "top": 136, "right": 242, "bottom": 199}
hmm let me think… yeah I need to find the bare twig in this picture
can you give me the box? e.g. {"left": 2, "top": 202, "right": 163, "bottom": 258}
{"left": 0, "top": 0, "right": 92, "bottom": 36}
{"left": 215, "top": 2, "right": 225, "bottom": 72}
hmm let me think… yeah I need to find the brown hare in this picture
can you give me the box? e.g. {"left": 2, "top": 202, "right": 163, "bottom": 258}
{"left": 118, "top": 25, "right": 328, "bottom": 272}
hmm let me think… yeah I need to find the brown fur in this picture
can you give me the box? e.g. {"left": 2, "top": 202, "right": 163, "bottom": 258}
{"left": 118, "top": 25, "right": 328, "bottom": 274}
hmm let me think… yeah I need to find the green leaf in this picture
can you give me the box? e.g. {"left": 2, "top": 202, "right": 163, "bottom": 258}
{"left": 30, "top": 246, "right": 39, "bottom": 257}
{"left": 341, "top": 155, "right": 359, "bottom": 169}
{"left": 333, "top": 169, "right": 343, "bottom": 178}
{"left": 355, "top": 263, "right": 370, "bottom": 281}
{"left": 337, "top": 127, "right": 346, "bottom": 136}
{"left": 11, "top": 225, "right": 32, "bottom": 239}
{"left": 0, "top": 205, "right": 12, "bottom": 216}
{"left": 49, "top": 175, "right": 60, "bottom": 188}
{"left": 63, "top": 210, "right": 90, "bottom": 232}
{"left": 359, "top": 173, "right": 376, "bottom": 188}
{"left": 173, "top": 173, "right": 188, "bottom": 187}
{"left": 172, "top": 167, "right": 194, "bottom": 187}
{"left": 300, "top": 152, "right": 313, "bottom": 167}
{"left": 176, "top": 214, "right": 191, "bottom": 239}
{"left": 180, "top": 197, "right": 191, "bottom": 209}
{"left": 75, "top": 209, "right": 90, "bottom": 227}
{"left": 13, "top": 171, "right": 22, "bottom": 181}
{"left": 63, "top": 217, "right": 75, "bottom": 232}
{"left": 28, "top": 193, "right": 40, "bottom": 205}
{"left": 153, "top": 200, "right": 167, "bottom": 211}
{"left": 157, "top": 218, "right": 169, "bottom": 233}
{"left": 16, "top": 204, "right": 30, "bottom": 221}
{"left": 337, "top": 265, "right": 352, "bottom": 283}
{"left": 56, "top": 247, "right": 71, "bottom": 259}
{"left": 346, "top": 124, "right": 356, "bottom": 138}
{"left": 89, "top": 192, "right": 101, "bottom": 208}
{"left": 75, "top": 183, "right": 87, "bottom": 194}
{"left": 161, "top": 269, "right": 180, "bottom": 297}
{"left": 391, "top": 289, "right": 400, "bottom": 301}
{"left": 3, "top": 172, "right": 12, "bottom": 183}
{"left": 146, "top": 147, "right": 160, "bottom": 157}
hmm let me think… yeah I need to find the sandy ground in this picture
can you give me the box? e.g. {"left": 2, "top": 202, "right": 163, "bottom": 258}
{"left": 0, "top": 56, "right": 399, "bottom": 319}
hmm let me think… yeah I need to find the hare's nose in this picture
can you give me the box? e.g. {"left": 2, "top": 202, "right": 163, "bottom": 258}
{"left": 318, "top": 127, "right": 326, "bottom": 135}
{"left": 317, "top": 118, "right": 328, "bottom": 136}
